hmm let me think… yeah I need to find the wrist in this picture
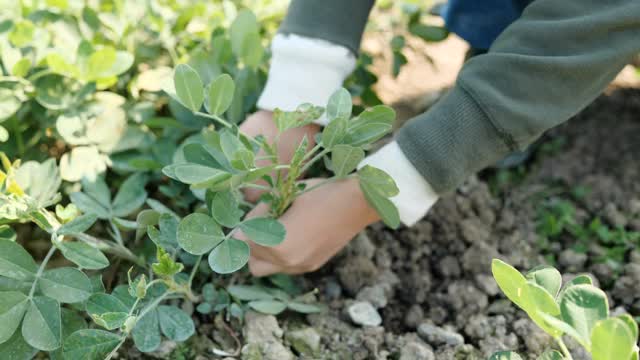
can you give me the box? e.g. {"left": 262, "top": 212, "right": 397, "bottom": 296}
{"left": 345, "top": 177, "right": 381, "bottom": 226}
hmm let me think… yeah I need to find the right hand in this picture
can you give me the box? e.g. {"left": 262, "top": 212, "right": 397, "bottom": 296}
{"left": 239, "top": 110, "right": 320, "bottom": 202}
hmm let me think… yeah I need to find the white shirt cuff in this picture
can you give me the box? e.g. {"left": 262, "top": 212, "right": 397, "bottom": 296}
{"left": 359, "top": 141, "right": 439, "bottom": 226}
{"left": 257, "top": 34, "right": 356, "bottom": 126}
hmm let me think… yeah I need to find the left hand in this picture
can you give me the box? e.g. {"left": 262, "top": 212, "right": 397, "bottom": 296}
{"left": 237, "top": 177, "right": 380, "bottom": 277}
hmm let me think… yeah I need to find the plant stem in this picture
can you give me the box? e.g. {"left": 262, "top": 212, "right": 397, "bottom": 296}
{"left": 110, "top": 220, "right": 124, "bottom": 246}
{"left": 301, "top": 143, "right": 323, "bottom": 162}
{"left": 137, "top": 291, "right": 173, "bottom": 320}
{"left": 556, "top": 337, "right": 573, "bottom": 360}
{"left": 297, "top": 177, "right": 340, "bottom": 195}
{"left": 195, "top": 111, "right": 233, "bottom": 128}
{"left": 188, "top": 255, "right": 202, "bottom": 287}
{"left": 28, "top": 246, "right": 56, "bottom": 299}
{"left": 300, "top": 148, "right": 329, "bottom": 174}
{"left": 241, "top": 183, "right": 271, "bottom": 191}
{"left": 11, "top": 118, "right": 24, "bottom": 156}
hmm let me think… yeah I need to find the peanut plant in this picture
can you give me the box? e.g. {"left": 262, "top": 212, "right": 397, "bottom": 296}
{"left": 490, "top": 259, "right": 640, "bottom": 360}
{"left": 0, "top": 2, "right": 400, "bottom": 359}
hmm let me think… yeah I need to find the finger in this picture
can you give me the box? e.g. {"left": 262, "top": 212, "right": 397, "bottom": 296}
{"left": 249, "top": 257, "right": 283, "bottom": 277}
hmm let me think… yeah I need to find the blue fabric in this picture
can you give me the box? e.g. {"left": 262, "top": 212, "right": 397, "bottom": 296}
{"left": 442, "top": 0, "right": 534, "bottom": 50}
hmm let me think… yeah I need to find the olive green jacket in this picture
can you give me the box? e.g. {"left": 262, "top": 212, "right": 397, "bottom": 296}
{"left": 279, "top": 0, "right": 640, "bottom": 194}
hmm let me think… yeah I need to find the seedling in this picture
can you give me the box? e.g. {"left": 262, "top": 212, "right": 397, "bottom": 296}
{"left": 491, "top": 259, "right": 639, "bottom": 360}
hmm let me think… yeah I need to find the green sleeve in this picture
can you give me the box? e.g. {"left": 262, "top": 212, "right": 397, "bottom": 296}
{"left": 397, "top": 0, "right": 640, "bottom": 194}
{"left": 278, "top": 0, "right": 374, "bottom": 54}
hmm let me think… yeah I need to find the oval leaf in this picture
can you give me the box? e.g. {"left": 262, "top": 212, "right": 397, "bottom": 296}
{"left": 59, "top": 242, "right": 109, "bottom": 270}
{"left": 132, "top": 309, "right": 161, "bottom": 353}
{"left": 591, "top": 318, "right": 635, "bottom": 360}
{"left": 0, "top": 239, "right": 37, "bottom": 281}
{"left": 239, "top": 217, "right": 286, "bottom": 247}
{"left": 157, "top": 305, "right": 195, "bottom": 341}
{"left": 0, "top": 291, "right": 29, "bottom": 343}
{"left": 326, "top": 88, "right": 352, "bottom": 120}
{"left": 560, "top": 284, "right": 609, "bottom": 349}
{"left": 331, "top": 144, "right": 364, "bottom": 178}
{"left": 22, "top": 297, "right": 61, "bottom": 351}
{"left": 248, "top": 300, "right": 287, "bottom": 315}
{"left": 62, "top": 329, "right": 123, "bottom": 360}
{"left": 86, "top": 293, "right": 129, "bottom": 317}
{"left": 526, "top": 265, "right": 562, "bottom": 298}
{"left": 177, "top": 213, "right": 224, "bottom": 255}
{"left": 489, "top": 351, "right": 523, "bottom": 360}
{"left": 39, "top": 267, "right": 93, "bottom": 303}
{"left": 207, "top": 74, "right": 235, "bottom": 116}
{"left": 174, "top": 64, "right": 204, "bottom": 112}
{"left": 208, "top": 238, "right": 250, "bottom": 274}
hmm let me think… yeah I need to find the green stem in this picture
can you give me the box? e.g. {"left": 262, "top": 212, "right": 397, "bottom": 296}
{"left": 27, "top": 69, "right": 54, "bottom": 82}
{"left": 28, "top": 246, "right": 57, "bottom": 299}
{"left": 109, "top": 220, "right": 124, "bottom": 246}
{"left": 301, "top": 143, "right": 322, "bottom": 162}
{"left": 556, "top": 337, "right": 573, "bottom": 360}
{"left": 195, "top": 111, "right": 233, "bottom": 128}
{"left": 300, "top": 148, "right": 329, "bottom": 174}
{"left": 11, "top": 118, "right": 24, "bottom": 156}
{"left": 137, "top": 291, "right": 173, "bottom": 320}
{"left": 188, "top": 255, "right": 202, "bottom": 287}
{"left": 241, "top": 183, "right": 272, "bottom": 191}
{"left": 297, "top": 177, "right": 340, "bottom": 196}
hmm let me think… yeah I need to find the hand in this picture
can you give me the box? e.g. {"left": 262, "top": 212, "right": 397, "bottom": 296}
{"left": 237, "top": 178, "right": 380, "bottom": 277}
{"left": 239, "top": 110, "right": 320, "bottom": 202}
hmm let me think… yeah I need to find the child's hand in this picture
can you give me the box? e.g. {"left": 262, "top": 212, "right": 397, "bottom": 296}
{"left": 237, "top": 178, "right": 380, "bottom": 277}
{"left": 239, "top": 110, "right": 320, "bottom": 202}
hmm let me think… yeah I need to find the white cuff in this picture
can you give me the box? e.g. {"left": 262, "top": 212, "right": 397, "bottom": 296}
{"left": 257, "top": 34, "right": 356, "bottom": 126}
{"left": 359, "top": 141, "right": 439, "bottom": 226}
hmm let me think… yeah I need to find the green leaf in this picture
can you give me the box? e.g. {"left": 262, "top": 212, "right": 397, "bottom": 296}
{"left": 207, "top": 74, "right": 235, "bottom": 116}
{"left": 39, "top": 267, "right": 93, "bottom": 303}
{"left": 0, "top": 125, "right": 8, "bottom": 142}
{"left": 86, "top": 293, "right": 129, "bottom": 317}
{"left": 0, "top": 88, "right": 21, "bottom": 122}
{"left": 526, "top": 282, "right": 562, "bottom": 337}
{"left": 11, "top": 58, "right": 31, "bottom": 77}
{"left": 321, "top": 116, "right": 348, "bottom": 148}
{"left": 0, "top": 291, "right": 29, "bottom": 343}
{"left": 491, "top": 259, "right": 529, "bottom": 310}
{"left": 560, "top": 284, "right": 609, "bottom": 349}
{"left": 489, "top": 352, "right": 524, "bottom": 360}
{"left": 147, "top": 213, "right": 180, "bottom": 252}
{"left": 8, "top": 20, "right": 35, "bottom": 47}
{"left": 230, "top": 148, "right": 255, "bottom": 171}
{"left": 59, "top": 242, "right": 109, "bottom": 270}
{"left": 209, "top": 190, "right": 244, "bottom": 228}
{"left": 557, "top": 274, "right": 593, "bottom": 300}
{"left": 287, "top": 302, "right": 323, "bottom": 314}
{"left": 183, "top": 143, "right": 227, "bottom": 170}
{"left": 227, "top": 285, "right": 274, "bottom": 301}
{"left": 112, "top": 173, "right": 148, "bottom": 217}
{"left": 0, "top": 225, "right": 16, "bottom": 242}
{"left": 331, "top": 145, "right": 364, "bottom": 178}
{"left": 0, "top": 240, "right": 37, "bottom": 281}
{"left": 91, "top": 312, "right": 129, "bottom": 330}
{"left": 70, "top": 192, "right": 111, "bottom": 220}
{"left": 616, "top": 314, "right": 639, "bottom": 341}
{"left": 345, "top": 105, "right": 395, "bottom": 146}
{"left": 177, "top": 213, "right": 224, "bottom": 255}
{"left": 591, "top": 318, "right": 635, "bottom": 360}
{"left": 326, "top": 88, "right": 352, "bottom": 121}
{"left": 0, "top": 330, "right": 37, "bottom": 360}
{"left": 240, "top": 217, "right": 286, "bottom": 247}
{"left": 208, "top": 238, "right": 250, "bottom": 274}
{"left": 157, "top": 305, "right": 195, "bottom": 341}
{"left": 163, "top": 163, "right": 229, "bottom": 185}
{"left": 537, "top": 350, "right": 564, "bottom": 360}
{"left": 22, "top": 296, "right": 61, "bottom": 351}
{"left": 57, "top": 214, "right": 98, "bottom": 236}
{"left": 360, "top": 182, "right": 400, "bottom": 229}
{"left": 87, "top": 47, "right": 117, "bottom": 79}
{"left": 240, "top": 31, "right": 264, "bottom": 68}
{"left": 132, "top": 308, "right": 160, "bottom": 353}
{"left": 526, "top": 265, "right": 562, "bottom": 298}
{"left": 152, "top": 247, "right": 184, "bottom": 277}
{"left": 273, "top": 104, "right": 324, "bottom": 132}
{"left": 408, "top": 24, "right": 449, "bottom": 42}
{"left": 230, "top": 10, "right": 259, "bottom": 57}
{"left": 62, "top": 329, "right": 123, "bottom": 360}
{"left": 358, "top": 165, "right": 399, "bottom": 197}
{"left": 174, "top": 64, "right": 204, "bottom": 112}
{"left": 248, "top": 300, "right": 287, "bottom": 315}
